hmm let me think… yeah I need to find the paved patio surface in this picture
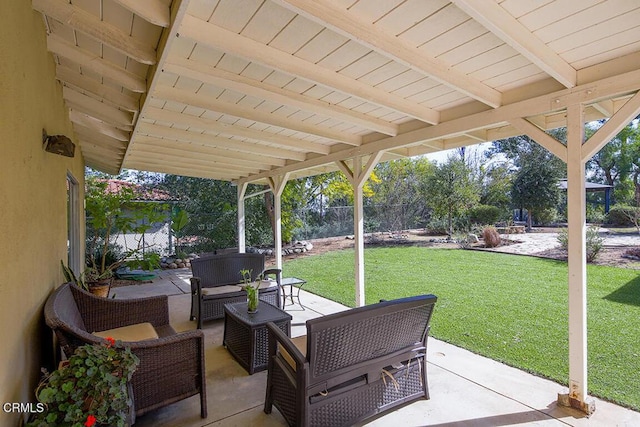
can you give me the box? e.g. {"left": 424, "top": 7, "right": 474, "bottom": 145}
{"left": 116, "top": 267, "right": 640, "bottom": 427}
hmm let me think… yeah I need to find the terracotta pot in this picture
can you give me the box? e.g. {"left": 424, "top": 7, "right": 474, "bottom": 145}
{"left": 88, "top": 280, "right": 111, "bottom": 298}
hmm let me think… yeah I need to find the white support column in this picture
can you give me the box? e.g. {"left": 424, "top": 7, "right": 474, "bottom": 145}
{"left": 237, "top": 182, "right": 248, "bottom": 253}
{"left": 558, "top": 103, "right": 594, "bottom": 414}
{"left": 268, "top": 174, "right": 290, "bottom": 271}
{"left": 336, "top": 152, "right": 383, "bottom": 307}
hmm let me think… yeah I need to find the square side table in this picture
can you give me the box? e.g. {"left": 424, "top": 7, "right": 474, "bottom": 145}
{"left": 223, "top": 301, "right": 292, "bottom": 374}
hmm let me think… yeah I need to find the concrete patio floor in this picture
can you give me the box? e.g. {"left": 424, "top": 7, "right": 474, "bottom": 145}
{"left": 115, "top": 269, "right": 640, "bottom": 427}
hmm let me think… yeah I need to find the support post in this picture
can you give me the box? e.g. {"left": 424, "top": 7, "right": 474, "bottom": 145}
{"left": 336, "top": 152, "right": 383, "bottom": 307}
{"left": 557, "top": 103, "right": 595, "bottom": 414}
{"left": 268, "top": 174, "right": 290, "bottom": 271}
{"left": 237, "top": 182, "right": 248, "bottom": 253}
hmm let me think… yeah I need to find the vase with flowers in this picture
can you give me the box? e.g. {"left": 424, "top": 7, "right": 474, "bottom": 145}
{"left": 240, "top": 269, "right": 260, "bottom": 314}
{"left": 26, "top": 338, "right": 139, "bottom": 427}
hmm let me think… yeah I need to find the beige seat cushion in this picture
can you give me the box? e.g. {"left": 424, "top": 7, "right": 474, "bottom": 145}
{"left": 201, "top": 285, "right": 242, "bottom": 296}
{"left": 94, "top": 322, "right": 159, "bottom": 342}
{"left": 259, "top": 279, "right": 277, "bottom": 289}
{"left": 280, "top": 335, "right": 307, "bottom": 371}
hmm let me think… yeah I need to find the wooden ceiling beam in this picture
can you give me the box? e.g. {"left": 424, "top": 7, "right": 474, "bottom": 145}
{"left": 69, "top": 110, "right": 130, "bottom": 141}
{"left": 124, "top": 160, "right": 243, "bottom": 181}
{"left": 179, "top": 14, "right": 440, "bottom": 125}
{"left": 33, "top": 0, "right": 156, "bottom": 65}
{"left": 132, "top": 138, "right": 284, "bottom": 168}
{"left": 127, "top": 152, "right": 259, "bottom": 174}
{"left": 63, "top": 87, "right": 134, "bottom": 127}
{"left": 136, "top": 122, "right": 306, "bottom": 161}
{"left": 154, "top": 85, "right": 361, "bottom": 146}
{"left": 111, "top": 0, "right": 170, "bottom": 28}
{"left": 163, "top": 57, "right": 398, "bottom": 136}
{"left": 452, "top": 0, "right": 576, "bottom": 88}
{"left": 47, "top": 35, "right": 146, "bottom": 93}
{"left": 275, "top": 0, "right": 502, "bottom": 108}
{"left": 142, "top": 106, "right": 330, "bottom": 154}
{"left": 56, "top": 66, "right": 139, "bottom": 112}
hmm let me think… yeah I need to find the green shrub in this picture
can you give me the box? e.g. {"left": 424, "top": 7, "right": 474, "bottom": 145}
{"left": 482, "top": 226, "right": 501, "bottom": 248}
{"left": 469, "top": 205, "right": 502, "bottom": 225}
{"left": 534, "top": 208, "right": 558, "bottom": 226}
{"left": 557, "top": 226, "right": 604, "bottom": 262}
{"left": 606, "top": 205, "right": 639, "bottom": 226}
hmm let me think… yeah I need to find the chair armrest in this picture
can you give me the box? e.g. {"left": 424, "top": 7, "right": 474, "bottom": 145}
{"left": 263, "top": 268, "right": 281, "bottom": 285}
{"left": 267, "top": 321, "right": 305, "bottom": 371}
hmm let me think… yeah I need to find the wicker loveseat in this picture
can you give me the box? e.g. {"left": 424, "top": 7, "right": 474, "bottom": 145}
{"left": 190, "top": 252, "right": 281, "bottom": 328}
{"left": 44, "top": 283, "right": 207, "bottom": 420}
{"left": 264, "top": 294, "right": 437, "bottom": 427}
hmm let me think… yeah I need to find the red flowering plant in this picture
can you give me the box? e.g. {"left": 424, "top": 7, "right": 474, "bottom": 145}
{"left": 27, "top": 338, "right": 139, "bottom": 427}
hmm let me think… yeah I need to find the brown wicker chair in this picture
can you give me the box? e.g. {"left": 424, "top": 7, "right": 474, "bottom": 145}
{"left": 264, "top": 294, "right": 437, "bottom": 427}
{"left": 44, "top": 283, "right": 207, "bottom": 420}
{"left": 189, "top": 252, "right": 281, "bottom": 328}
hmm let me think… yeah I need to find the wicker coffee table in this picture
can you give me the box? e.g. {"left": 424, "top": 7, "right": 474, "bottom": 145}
{"left": 223, "top": 302, "right": 292, "bottom": 374}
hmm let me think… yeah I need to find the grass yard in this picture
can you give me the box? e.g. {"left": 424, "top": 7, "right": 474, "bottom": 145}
{"left": 283, "top": 246, "right": 640, "bottom": 411}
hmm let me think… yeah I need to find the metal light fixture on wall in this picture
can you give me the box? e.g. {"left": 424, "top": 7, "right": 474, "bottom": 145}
{"left": 42, "top": 129, "right": 75, "bottom": 158}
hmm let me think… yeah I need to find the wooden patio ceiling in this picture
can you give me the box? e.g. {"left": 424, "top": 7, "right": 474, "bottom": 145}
{"left": 33, "top": 0, "right": 640, "bottom": 184}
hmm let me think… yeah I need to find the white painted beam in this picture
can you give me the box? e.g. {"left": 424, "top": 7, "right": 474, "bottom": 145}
{"left": 452, "top": 0, "right": 576, "bottom": 88}
{"left": 142, "top": 106, "right": 331, "bottom": 155}
{"left": 136, "top": 122, "right": 307, "bottom": 161}
{"left": 47, "top": 35, "right": 146, "bottom": 93}
{"left": 154, "top": 86, "right": 361, "bottom": 146}
{"left": 63, "top": 87, "right": 134, "bottom": 127}
{"left": 509, "top": 118, "right": 567, "bottom": 162}
{"left": 33, "top": 0, "right": 157, "bottom": 65}
{"left": 164, "top": 58, "right": 398, "bottom": 136}
{"left": 179, "top": 14, "right": 440, "bottom": 125}
{"left": 238, "top": 183, "right": 248, "bottom": 253}
{"left": 582, "top": 91, "right": 640, "bottom": 161}
{"left": 561, "top": 103, "right": 593, "bottom": 414}
{"left": 69, "top": 110, "right": 130, "bottom": 141}
{"left": 268, "top": 174, "right": 290, "bottom": 271}
{"left": 276, "top": 0, "right": 502, "bottom": 108}
{"left": 111, "top": 0, "right": 170, "bottom": 27}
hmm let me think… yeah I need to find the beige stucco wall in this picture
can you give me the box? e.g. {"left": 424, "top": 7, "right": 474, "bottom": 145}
{"left": 0, "top": 2, "right": 85, "bottom": 425}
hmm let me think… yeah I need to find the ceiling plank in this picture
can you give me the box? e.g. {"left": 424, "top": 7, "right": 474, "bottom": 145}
{"left": 136, "top": 122, "right": 308, "bottom": 161}
{"left": 69, "top": 110, "right": 130, "bottom": 141}
{"left": 75, "top": 127, "right": 128, "bottom": 148}
{"left": 132, "top": 138, "right": 286, "bottom": 168}
{"left": 126, "top": 152, "right": 259, "bottom": 173}
{"left": 275, "top": 0, "right": 502, "bottom": 108}
{"left": 63, "top": 87, "right": 134, "bottom": 126}
{"left": 124, "top": 160, "right": 244, "bottom": 181}
{"left": 179, "top": 14, "right": 440, "bottom": 124}
{"left": 47, "top": 35, "right": 147, "bottom": 93}
{"left": 143, "top": 106, "right": 330, "bottom": 154}
{"left": 56, "top": 66, "right": 140, "bottom": 112}
{"left": 111, "top": 0, "right": 170, "bottom": 27}
{"left": 164, "top": 57, "right": 398, "bottom": 136}
{"left": 33, "top": 0, "right": 156, "bottom": 65}
{"left": 452, "top": 0, "right": 577, "bottom": 88}
{"left": 154, "top": 85, "right": 361, "bottom": 146}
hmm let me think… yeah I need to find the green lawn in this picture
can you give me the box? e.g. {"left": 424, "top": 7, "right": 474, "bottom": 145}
{"left": 283, "top": 247, "right": 640, "bottom": 411}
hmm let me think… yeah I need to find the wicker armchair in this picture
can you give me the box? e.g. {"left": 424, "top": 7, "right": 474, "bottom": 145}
{"left": 44, "top": 283, "right": 207, "bottom": 420}
{"left": 264, "top": 295, "right": 437, "bottom": 427}
{"left": 189, "top": 252, "right": 281, "bottom": 328}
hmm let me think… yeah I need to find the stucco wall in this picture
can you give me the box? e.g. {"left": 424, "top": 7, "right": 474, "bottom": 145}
{"left": 0, "top": 2, "right": 85, "bottom": 425}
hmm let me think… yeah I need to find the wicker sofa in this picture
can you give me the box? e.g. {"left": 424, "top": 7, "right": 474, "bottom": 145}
{"left": 44, "top": 283, "right": 207, "bottom": 421}
{"left": 264, "top": 294, "right": 437, "bottom": 427}
{"left": 189, "top": 252, "right": 281, "bottom": 328}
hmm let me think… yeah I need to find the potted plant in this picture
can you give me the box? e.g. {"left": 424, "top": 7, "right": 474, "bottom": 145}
{"left": 61, "top": 261, "right": 112, "bottom": 298}
{"left": 27, "top": 338, "right": 139, "bottom": 427}
{"left": 84, "top": 176, "right": 165, "bottom": 288}
{"left": 240, "top": 269, "right": 260, "bottom": 313}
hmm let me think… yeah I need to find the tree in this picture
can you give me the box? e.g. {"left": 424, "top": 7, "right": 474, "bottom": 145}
{"left": 425, "top": 156, "right": 480, "bottom": 236}
{"left": 369, "top": 158, "right": 434, "bottom": 231}
{"left": 511, "top": 146, "right": 562, "bottom": 230}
